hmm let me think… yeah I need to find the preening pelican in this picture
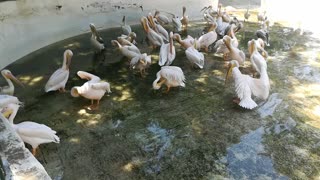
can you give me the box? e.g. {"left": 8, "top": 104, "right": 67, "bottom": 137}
{"left": 1, "top": 103, "right": 60, "bottom": 155}
{"left": 173, "top": 33, "right": 194, "bottom": 49}
{"left": 130, "top": 53, "right": 151, "bottom": 76}
{"left": 118, "top": 32, "right": 137, "bottom": 45}
{"left": 0, "top": 69, "right": 24, "bottom": 95}
{"left": 225, "top": 60, "right": 270, "bottom": 109}
{"left": 71, "top": 71, "right": 111, "bottom": 110}
{"left": 159, "top": 32, "right": 176, "bottom": 66}
{"left": 117, "top": 37, "right": 140, "bottom": 54}
{"left": 181, "top": 6, "right": 189, "bottom": 30}
{"left": 111, "top": 40, "right": 141, "bottom": 59}
{"left": 223, "top": 35, "right": 245, "bottom": 64}
{"left": 186, "top": 46, "right": 205, "bottom": 69}
{"left": 121, "top": 16, "right": 132, "bottom": 35}
{"left": 45, "top": 49, "right": 73, "bottom": 93}
{"left": 248, "top": 39, "right": 268, "bottom": 76}
{"left": 89, "top": 23, "right": 105, "bottom": 52}
{"left": 172, "top": 15, "right": 182, "bottom": 32}
{"left": 154, "top": 10, "right": 170, "bottom": 25}
{"left": 141, "top": 17, "right": 163, "bottom": 48}
{"left": 153, "top": 66, "right": 185, "bottom": 93}
{"left": 147, "top": 14, "right": 169, "bottom": 42}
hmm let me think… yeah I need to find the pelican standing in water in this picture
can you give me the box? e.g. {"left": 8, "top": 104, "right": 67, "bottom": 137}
{"left": 45, "top": 49, "right": 73, "bottom": 93}
{"left": 71, "top": 71, "right": 111, "bottom": 110}
{"left": 153, "top": 66, "right": 185, "bottom": 93}
{"left": 90, "top": 23, "right": 105, "bottom": 52}
{"left": 141, "top": 17, "right": 163, "bottom": 48}
{"left": 1, "top": 103, "right": 60, "bottom": 156}
{"left": 159, "top": 32, "right": 176, "bottom": 66}
{"left": 225, "top": 60, "right": 270, "bottom": 109}
{"left": 181, "top": 6, "right": 189, "bottom": 30}
{"left": 121, "top": 16, "right": 132, "bottom": 35}
{"left": 0, "top": 69, "right": 24, "bottom": 95}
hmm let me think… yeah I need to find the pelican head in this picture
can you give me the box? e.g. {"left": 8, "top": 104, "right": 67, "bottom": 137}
{"left": 89, "top": 23, "right": 98, "bottom": 35}
{"left": 152, "top": 78, "right": 162, "bottom": 90}
{"left": 225, "top": 60, "right": 239, "bottom": 84}
{"left": 70, "top": 86, "right": 80, "bottom": 97}
{"left": 1, "top": 70, "right": 24, "bottom": 88}
{"left": 248, "top": 39, "right": 256, "bottom": 55}
{"left": 64, "top": 50, "right": 73, "bottom": 70}
{"left": 222, "top": 35, "right": 232, "bottom": 46}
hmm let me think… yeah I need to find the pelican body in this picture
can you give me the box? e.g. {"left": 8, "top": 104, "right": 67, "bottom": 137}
{"left": 111, "top": 40, "right": 141, "bottom": 59}
{"left": 248, "top": 39, "right": 267, "bottom": 76}
{"left": 223, "top": 35, "right": 245, "bottom": 64}
{"left": 148, "top": 14, "right": 169, "bottom": 42}
{"left": 226, "top": 60, "right": 270, "bottom": 109}
{"left": 90, "top": 23, "right": 105, "bottom": 52}
{"left": 45, "top": 49, "right": 73, "bottom": 93}
{"left": 159, "top": 32, "right": 176, "bottom": 66}
{"left": 196, "top": 22, "right": 218, "bottom": 52}
{"left": 130, "top": 53, "right": 152, "bottom": 76}
{"left": 172, "top": 16, "right": 182, "bottom": 32}
{"left": 141, "top": 17, "right": 163, "bottom": 48}
{"left": 154, "top": 10, "right": 170, "bottom": 25}
{"left": 0, "top": 69, "right": 24, "bottom": 95}
{"left": 153, "top": 66, "right": 185, "bottom": 93}
{"left": 2, "top": 103, "right": 60, "bottom": 155}
{"left": 71, "top": 71, "right": 111, "bottom": 110}
{"left": 173, "top": 33, "right": 194, "bottom": 49}
{"left": 185, "top": 47, "right": 205, "bottom": 69}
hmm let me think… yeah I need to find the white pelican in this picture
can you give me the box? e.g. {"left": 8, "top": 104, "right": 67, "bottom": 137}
{"left": 159, "top": 32, "right": 176, "bottom": 66}
{"left": 180, "top": 6, "right": 189, "bottom": 30}
{"left": 173, "top": 33, "right": 194, "bottom": 49}
{"left": 185, "top": 46, "right": 205, "bottom": 69}
{"left": 0, "top": 69, "right": 24, "bottom": 95}
{"left": 147, "top": 14, "right": 169, "bottom": 42}
{"left": 0, "top": 95, "right": 23, "bottom": 108}
{"left": 121, "top": 16, "right": 132, "bottom": 35}
{"left": 1, "top": 103, "right": 60, "bottom": 155}
{"left": 223, "top": 35, "right": 245, "bottom": 64}
{"left": 141, "top": 17, "right": 163, "bottom": 48}
{"left": 172, "top": 15, "right": 182, "bottom": 32}
{"left": 256, "top": 20, "right": 270, "bottom": 46}
{"left": 130, "top": 53, "right": 152, "bottom": 76}
{"left": 111, "top": 40, "right": 141, "bottom": 59}
{"left": 201, "top": 6, "right": 217, "bottom": 24}
{"left": 118, "top": 32, "right": 137, "bottom": 45}
{"left": 45, "top": 49, "right": 73, "bottom": 93}
{"left": 195, "top": 22, "right": 218, "bottom": 52}
{"left": 89, "top": 23, "right": 105, "bottom": 52}
{"left": 117, "top": 37, "right": 140, "bottom": 54}
{"left": 248, "top": 39, "right": 268, "bottom": 76}
{"left": 153, "top": 66, "right": 185, "bottom": 93}
{"left": 154, "top": 10, "right": 170, "bottom": 25}
{"left": 71, "top": 71, "right": 111, "bottom": 110}
{"left": 225, "top": 60, "right": 270, "bottom": 109}
{"left": 214, "top": 24, "right": 239, "bottom": 59}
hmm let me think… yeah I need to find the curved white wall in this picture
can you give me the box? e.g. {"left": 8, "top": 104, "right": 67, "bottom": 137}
{"left": 0, "top": 0, "right": 216, "bottom": 69}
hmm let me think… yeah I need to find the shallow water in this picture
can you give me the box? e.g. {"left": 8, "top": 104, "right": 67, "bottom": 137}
{"left": 1, "top": 19, "right": 320, "bottom": 179}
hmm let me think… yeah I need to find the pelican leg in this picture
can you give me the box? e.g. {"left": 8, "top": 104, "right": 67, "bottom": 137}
{"left": 58, "top": 88, "right": 66, "bottom": 93}
{"left": 165, "top": 86, "right": 171, "bottom": 93}
{"left": 204, "top": 46, "right": 209, "bottom": 52}
{"left": 232, "top": 97, "right": 241, "bottom": 104}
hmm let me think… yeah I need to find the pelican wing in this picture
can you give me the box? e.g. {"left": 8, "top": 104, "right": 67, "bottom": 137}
{"left": 172, "top": 17, "right": 182, "bottom": 31}
{"left": 45, "top": 68, "right": 69, "bottom": 91}
{"left": 77, "top": 71, "right": 101, "bottom": 82}
{"left": 159, "top": 43, "right": 169, "bottom": 66}
{"left": 91, "top": 82, "right": 111, "bottom": 92}
{"left": 96, "top": 36, "right": 104, "bottom": 44}
{"left": 156, "top": 25, "right": 169, "bottom": 42}
{"left": 232, "top": 68, "right": 257, "bottom": 109}
{"left": 161, "top": 66, "right": 185, "bottom": 83}
{"left": 16, "top": 122, "right": 60, "bottom": 143}
{"left": 0, "top": 95, "right": 21, "bottom": 107}
{"left": 185, "top": 47, "right": 205, "bottom": 69}
{"left": 125, "top": 45, "right": 141, "bottom": 54}
{"left": 130, "top": 56, "right": 140, "bottom": 68}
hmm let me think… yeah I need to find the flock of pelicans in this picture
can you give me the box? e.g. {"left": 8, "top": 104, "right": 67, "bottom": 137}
{"left": 0, "top": 4, "right": 271, "bottom": 161}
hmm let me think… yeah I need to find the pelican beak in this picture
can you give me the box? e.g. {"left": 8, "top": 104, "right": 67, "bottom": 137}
{"left": 66, "top": 53, "right": 72, "bottom": 70}
{"left": 2, "top": 108, "right": 13, "bottom": 118}
{"left": 147, "top": 15, "right": 155, "bottom": 29}
{"left": 141, "top": 17, "right": 148, "bottom": 32}
{"left": 6, "top": 73, "right": 24, "bottom": 88}
{"left": 225, "top": 63, "right": 234, "bottom": 85}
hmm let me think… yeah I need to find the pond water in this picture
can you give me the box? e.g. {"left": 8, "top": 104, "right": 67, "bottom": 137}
{"left": 1, "top": 17, "right": 320, "bottom": 179}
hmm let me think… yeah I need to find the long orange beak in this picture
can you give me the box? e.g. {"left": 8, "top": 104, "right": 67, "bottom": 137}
{"left": 225, "top": 63, "right": 234, "bottom": 85}
{"left": 6, "top": 73, "right": 24, "bottom": 88}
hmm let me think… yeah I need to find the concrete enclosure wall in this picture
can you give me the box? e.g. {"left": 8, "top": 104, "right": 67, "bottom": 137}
{"left": 0, "top": 0, "right": 216, "bottom": 69}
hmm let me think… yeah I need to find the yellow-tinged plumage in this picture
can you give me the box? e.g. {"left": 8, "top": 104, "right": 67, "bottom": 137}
{"left": 153, "top": 66, "right": 185, "bottom": 93}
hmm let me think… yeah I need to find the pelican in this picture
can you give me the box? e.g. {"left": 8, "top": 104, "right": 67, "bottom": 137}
{"left": 201, "top": 6, "right": 217, "bottom": 24}
{"left": 153, "top": 66, "right": 185, "bottom": 93}
{"left": 89, "top": 23, "right": 105, "bottom": 52}
{"left": 223, "top": 35, "right": 245, "bottom": 64}
{"left": 244, "top": 8, "right": 250, "bottom": 22}
{"left": 0, "top": 69, "right": 24, "bottom": 95}
{"left": 121, "top": 16, "right": 132, "bottom": 35}
{"left": 185, "top": 46, "right": 205, "bottom": 69}
{"left": 248, "top": 39, "right": 268, "bottom": 76}
{"left": 256, "top": 20, "right": 270, "bottom": 46}
{"left": 173, "top": 33, "right": 194, "bottom": 49}
{"left": 0, "top": 95, "right": 23, "bottom": 108}
{"left": 118, "top": 32, "right": 137, "bottom": 45}
{"left": 214, "top": 24, "right": 239, "bottom": 59}
{"left": 225, "top": 60, "right": 270, "bottom": 109}
{"left": 71, "top": 71, "right": 111, "bottom": 110}
{"left": 111, "top": 40, "right": 141, "bottom": 59}
{"left": 117, "top": 37, "right": 140, "bottom": 54}
{"left": 180, "top": 6, "right": 189, "bottom": 30}
{"left": 172, "top": 15, "right": 182, "bottom": 32}
{"left": 154, "top": 10, "right": 170, "bottom": 25}
{"left": 1, "top": 103, "right": 60, "bottom": 155}
{"left": 195, "top": 22, "right": 218, "bottom": 52}
{"left": 45, "top": 49, "right": 73, "bottom": 93}
{"left": 159, "top": 32, "right": 176, "bottom": 66}
{"left": 147, "top": 14, "right": 169, "bottom": 42}
{"left": 141, "top": 17, "right": 163, "bottom": 48}
{"left": 130, "top": 53, "right": 151, "bottom": 76}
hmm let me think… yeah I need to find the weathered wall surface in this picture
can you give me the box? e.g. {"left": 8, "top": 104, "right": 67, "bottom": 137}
{"left": 0, "top": 0, "right": 215, "bottom": 69}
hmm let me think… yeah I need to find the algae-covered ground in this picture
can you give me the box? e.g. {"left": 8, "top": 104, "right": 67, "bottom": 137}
{"left": 1, "top": 17, "right": 320, "bottom": 179}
